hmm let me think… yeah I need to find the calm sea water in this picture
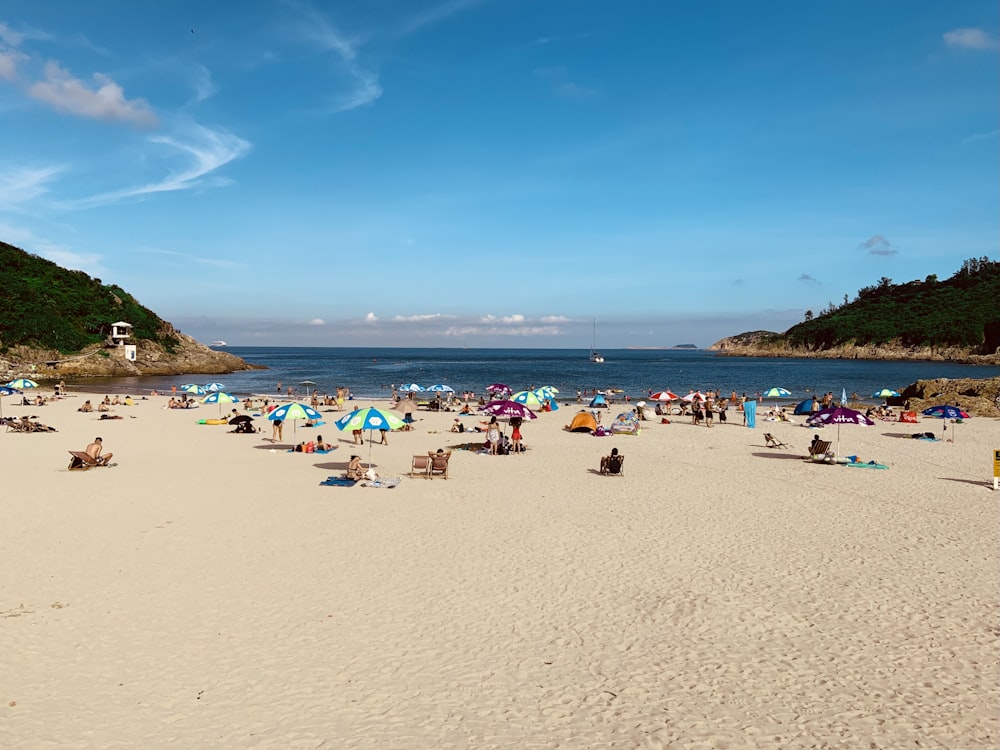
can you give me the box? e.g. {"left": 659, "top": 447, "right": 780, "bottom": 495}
{"left": 72, "top": 347, "right": 997, "bottom": 404}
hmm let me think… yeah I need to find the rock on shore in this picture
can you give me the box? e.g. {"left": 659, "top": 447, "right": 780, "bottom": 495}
{"left": 1, "top": 331, "right": 260, "bottom": 380}
{"left": 900, "top": 377, "right": 1000, "bottom": 418}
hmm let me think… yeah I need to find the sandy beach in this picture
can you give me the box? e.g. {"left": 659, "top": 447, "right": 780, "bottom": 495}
{"left": 1, "top": 390, "right": 997, "bottom": 748}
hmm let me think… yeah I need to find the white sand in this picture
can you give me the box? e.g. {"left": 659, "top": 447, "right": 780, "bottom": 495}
{"left": 1, "top": 391, "right": 997, "bottom": 748}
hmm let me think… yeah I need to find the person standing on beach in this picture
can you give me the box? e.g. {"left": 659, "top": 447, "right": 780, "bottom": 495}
{"left": 704, "top": 395, "right": 714, "bottom": 428}
{"left": 510, "top": 416, "right": 523, "bottom": 453}
{"left": 487, "top": 417, "right": 501, "bottom": 455}
{"left": 271, "top": 419, "right": 283, "bottom": 443}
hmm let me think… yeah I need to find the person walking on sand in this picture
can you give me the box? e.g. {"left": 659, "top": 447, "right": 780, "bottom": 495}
{"left": 379, "top": 428, "right": 389, "bottom": 445}
{"left": 271, "top": 419, "right": 283, "bottom": 443}
{"left": 510, "top": 416, "right": 523, "bottom": 453}
{"left": 85, "top": 436, "right": 113, "bottom": 466}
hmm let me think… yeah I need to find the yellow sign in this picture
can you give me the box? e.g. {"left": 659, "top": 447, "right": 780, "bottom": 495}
{"left": 995, "top": 449, "right": 1000, "bottom": 477}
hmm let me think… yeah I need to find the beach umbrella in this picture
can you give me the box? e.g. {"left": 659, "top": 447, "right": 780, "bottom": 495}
{"left": 763, "top": 387, "right": 791, "bottom": 399}
{"left": 425, "top": 384, "right": 454, "bottom": 393}
{"left": 398, "top": 383, "right": 424, "bottom": 392}
{"left": 202, "top": 391, "right": 240, "bottom": 415}
{"left": 299, "top": 380, "right": 317, "bottom": 387}
{"left": 511, "top": 390, "right": 546, "bottom": 408}
{"left": 0, "top": 384, "right": 21, "bottom": 420}
{"left": 479, "top": 400, "right": 538, "bottom": 420}
{"left": 6, "top": 378, "right": 38, "bottom": 390}
{"left": 872, "top": 388, "right": 900, "bottom": 399}
{"left": 807, "top": 406, "right": 875, "bottom": 457}
{"left": 681, "top": 391, "right": 706, "bottom": 402}
{"left": 229, "top": 414, "right": 253, "bottom": 425}
{"left": 922, "top": 405, "right": 970, "bottom": 444}
{"left": 203, "top": 382, "right": 226, "bottom": 392}
{"left": 180, "top": 383, "right": 206, "bottom": 395}
{"left": 267, "top": 401, "right": 323, "bottom": 438}
{"left": 650, "top": 390, "right": 679, "bottom": 402}
{"left": 486, "top": 383, "right": 511, "bottom": 396}
{"left": 334, "top": 407, "right": 405, "bottom": 466}
{"left": 535, "top": 385, "right": 559, "bottom": 396}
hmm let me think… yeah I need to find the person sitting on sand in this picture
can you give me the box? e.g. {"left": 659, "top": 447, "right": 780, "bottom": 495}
{"left": 85, "top": 436, "right": 113, "bottom": 466}
{"left": 78, "top": 400, "right": 93, "bottom": 413}
{"left": 450, "top": 418, "right": 465, "bottom": 433}
{"left": 345, "top": 455, "right": 364, "bottom": 481}
{"left": 315, "top": 435, "right": 333, "bottom": 451}
{"left": 600, "top": 447, "right": 622, "bottom": 474}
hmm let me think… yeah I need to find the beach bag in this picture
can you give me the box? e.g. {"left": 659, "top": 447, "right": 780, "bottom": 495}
{"left": 900, "top": 411, "right": 917, "bottom": 423}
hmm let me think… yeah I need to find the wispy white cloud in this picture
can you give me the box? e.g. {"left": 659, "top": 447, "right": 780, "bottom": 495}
{"left": 309, "top": 318, "right": 325, "bottom": 326}
{"left": 0, "top": 50, "right": 22, "bottom": 80}
{"left": 859, "top": 234, "right": 898, "bottom": 256}
{"left": 944, "top": 27, "right": 1000, "bottom": 51}
{"left": 27, "top": 61, "right": 158, "bottom": 127}
{"left": 131, "top": 247, "right": 243, "bottom": 270}
{"left": 394, "top": 0, "right": 487, "bottom": 37}
{"left": 392, "top": 313, "right": 450, "bottom": 322}
{"left": 292, "top": 3, "right": 382, "bottom": 112}
{"left": 962, "top": 128, "right": 999, "bottom": 145}
{"left": 798, "top": 273, "right": 820, "bottom": 283}
{"left": 0, "top": 164, "right": 61, "bottom": 209}
{"left": 535, "top": 66, "right": 600, "bottom": 99}
{"left": 0, "top": 21, "right": 24, "bottom": 47}
{"left": 365, "top": 312, "right": 378, "bottom": 321}
{"left": 0, "top": 221, "right": 104, "bottom": 275}
{"left": 68, "top": 118, "right": 251, "bottom": 208}
{"left": 539, "top": 315, "right": 570, "bottom": 323}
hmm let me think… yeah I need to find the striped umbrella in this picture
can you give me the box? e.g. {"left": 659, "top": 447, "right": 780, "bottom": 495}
{"left": 763, "top": 387, "right": 792, "bottom": 398}
{"left": 398, "top": 383, "right": 425, "bottom": 392}
{"left": 202, "top": 391, "right": 240, "bottom": 415}
{"left": 872, "top": 388, "right": 900, "bottom": 399}
{"left": 267, "top": 401, "right": 323, "bottom": 438}
{"left": 203, "top": 382, "right": 226, "bottom": 392}
{"left": 650, "top": 390, "right": 679, "bottom": 402}
{"left": 425, "top": 384, "right": 454, "bottom": 393}
{"left": 180, "top": 383, "right": 206, "bottom": 395}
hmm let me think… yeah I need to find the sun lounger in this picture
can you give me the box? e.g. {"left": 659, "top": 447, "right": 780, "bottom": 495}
{"left": 410, "top": 454, "right": 431, "bottom": 478}
{"left": 68, "top": 451, "right": 103, "bottom": 470}
{"left": 600, "top": 453, "right": 625, "bottom": 475}
{"left": 807, "top": 440, "right": 833, "bottom": 462}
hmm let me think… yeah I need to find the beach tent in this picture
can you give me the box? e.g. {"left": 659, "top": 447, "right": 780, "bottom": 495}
{"left": 611, "top": 412, "right": 640, "bottom": 435}
{"left": 589, "top": 394, "right": 608, "bottom": 408}
{"left": 793, "top": 399, "right": 812, "bottom": 416}
{"left": 567, "top": 411, "right": 598, "bottom": 433}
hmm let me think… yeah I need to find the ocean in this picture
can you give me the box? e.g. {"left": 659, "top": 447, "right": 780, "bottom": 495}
{"left": 69, "top": 347, "right": 997, "bottom": 404}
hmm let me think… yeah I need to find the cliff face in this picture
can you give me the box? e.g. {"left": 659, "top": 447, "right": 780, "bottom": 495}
{"left": 900, "top": 377, "right": 1000, "bottom": 418}
{"left": 709, "top": 335, "right": 1000, "bottom": 365}
{"left": 1, "top": 330, "right": 260, "bottom": 381}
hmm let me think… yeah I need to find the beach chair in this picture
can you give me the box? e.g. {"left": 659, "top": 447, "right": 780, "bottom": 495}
{"left": 67, "top": 451, "right": 101, "bottom": 470}
{"left": 764, "top": 433, "right": 790, "bottom": 449}
{"left": 410, "top": 454, "right": 431, "bottom": 479}
{"left": 428, "top": 450, "right": 451, "bottom": 479}
{"left": 600, "top": 453, "right": 625, "bottom": 476}
{"left": 807, "top": 440, "right": 833, "bottom": 462}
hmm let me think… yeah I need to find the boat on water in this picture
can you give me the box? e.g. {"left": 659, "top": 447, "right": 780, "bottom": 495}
{"left": 211, "top": 340, "right": 227, "bottom": 347}
{"left": 589, "top": 320, "right": 604, "bottom": 363}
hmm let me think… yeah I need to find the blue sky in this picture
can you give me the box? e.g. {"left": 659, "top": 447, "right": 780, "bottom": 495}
{"left": 1, "top": 1, "right": 997, "bottom": 349}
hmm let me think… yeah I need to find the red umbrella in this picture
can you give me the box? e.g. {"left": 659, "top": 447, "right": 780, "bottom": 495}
{"left": 650, "top": 390, "right": 679, "bottom": 401}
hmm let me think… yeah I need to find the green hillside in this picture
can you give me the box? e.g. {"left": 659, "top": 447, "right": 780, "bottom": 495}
{"left": 0, "top": 241, "right": 179, "bottom": 354}
{"left": 784, "top": 257, "right": 1000, "bottom": 353}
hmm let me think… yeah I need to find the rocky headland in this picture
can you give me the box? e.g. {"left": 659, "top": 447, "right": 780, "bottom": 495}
{"left": 1, "top": 327, "right": 261, "bottom": 381}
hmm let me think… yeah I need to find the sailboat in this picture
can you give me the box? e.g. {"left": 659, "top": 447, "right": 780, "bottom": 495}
{"left": 589, "top": 320, "right": 604, "bottom": 363}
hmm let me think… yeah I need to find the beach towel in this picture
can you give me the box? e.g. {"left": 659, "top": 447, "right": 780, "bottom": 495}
{"left": 319, "top": 477, "right": 356, "bottom": 487}
{"left": 846, "top": 462, "right": 889, "bottom": 470}
{"left": 744, "top": 400, "right": 756, "bottom": 428}
{"left": 360, "top": 477, "right": 401, "bottom": 489}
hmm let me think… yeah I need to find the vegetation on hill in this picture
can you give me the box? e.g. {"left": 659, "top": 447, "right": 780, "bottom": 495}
{"left": 0, "top": 241, "right": 179, "bottom": 354}
{"left": 785, "top": 257, "right": 1000, "bottom": 353}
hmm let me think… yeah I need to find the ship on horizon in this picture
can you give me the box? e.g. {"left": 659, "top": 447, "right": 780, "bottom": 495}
{"left": 211, "top": 340, "right": 227, "bottom": 347}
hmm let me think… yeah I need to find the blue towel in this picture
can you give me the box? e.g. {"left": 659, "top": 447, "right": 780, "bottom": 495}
{"left": 319, "top": 477, "right": 356, "bottom": 487}
{"left": 744, "top": 400, "right": 757, "bottom": 428}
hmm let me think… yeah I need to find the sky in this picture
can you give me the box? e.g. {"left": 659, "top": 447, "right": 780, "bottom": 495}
{"left": 1, "top": 1, "right": 997, "bottom": 349}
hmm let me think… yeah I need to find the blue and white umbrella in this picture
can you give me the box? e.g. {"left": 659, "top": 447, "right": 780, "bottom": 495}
{"left": 268, "top": 401, "right": 323, "bottom": 438}
{"left": 180, "top": 383, "right": 206, "bottom": 395}
{"left": 872, "top": 388, "right": 900, "bottom": 399}
{"left": 398, "top": 383, "right": 425, "bottom": 392}
{"left": 202, "top": 391, "right": 240, "bottom": 414}
{"left": 425, "top": 384, "right": 454, "bottom": 393}
{"left": 6, "top": 378, "right": 38, "bottom": 390}
{"left": 203, "top": 382, "right": 226, "bottom": 392}
{"left": 762, "top": 387, "right": 791, "bottom": 399}
{"left": 922, "top": 404, "right": 970, "bottom": 444}
{"left": 335, "top": 407, "right": 405, "bottom": 466}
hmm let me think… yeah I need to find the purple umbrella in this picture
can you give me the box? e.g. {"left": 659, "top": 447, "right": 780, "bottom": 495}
{"left": 478, "top": 400, "right": 537, "bottom": 420}
{"left": 486, "top": 383, "right": 512, "bottom": 396}
{"left": 806, "top": 406, "right": 875, "bottom": 457}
